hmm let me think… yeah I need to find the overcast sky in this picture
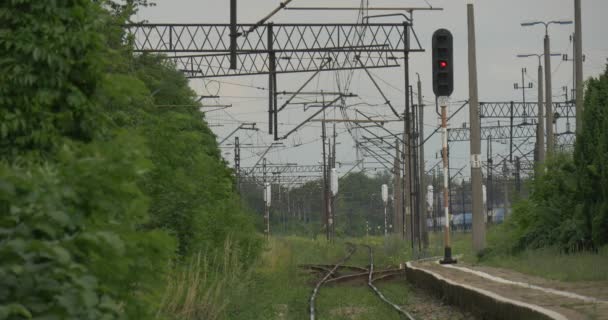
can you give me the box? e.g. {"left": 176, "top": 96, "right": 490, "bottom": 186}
{"left": 138, "top": 0, "right": 608, "bottom": 181}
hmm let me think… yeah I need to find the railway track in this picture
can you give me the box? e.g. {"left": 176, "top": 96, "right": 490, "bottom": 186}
{"left": 308, "top": 242, "right": 357, "bottom": 320}
{"left": 306, "top": 243, "right": 416, "bottom": 320}
{"left": 362, "top": 244, "right": 417, "bottom": 320}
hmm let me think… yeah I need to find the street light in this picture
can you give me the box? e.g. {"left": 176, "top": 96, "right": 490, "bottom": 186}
{"left": 521, "top": 20, "right": 573, "bottom": 28}
{"left": 516, "top": 53, "right": 561, "bottom": 164}
{"left": 521, "top": 20, "right": 572, "bottom": 156}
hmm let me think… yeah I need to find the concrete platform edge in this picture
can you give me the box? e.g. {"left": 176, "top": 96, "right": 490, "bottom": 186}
{"left": 404, "top": 262, "right": 568, "bottom": 320}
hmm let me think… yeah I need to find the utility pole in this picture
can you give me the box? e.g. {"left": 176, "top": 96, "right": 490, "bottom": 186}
{"left": 517, "top": 53, "right": 561, "bottom": 165}
{"left": 263, "top": 158, "right": 270, "bottom": 240}
{"left": 563, "top": 86, "right": 574, "bottom": 133}
{"left": 404, "top": 43, "right": 412, "bottom": 246}
{"left": 433, "top": 169, "right": 438, "bottom": 231}
{"left": 502, "top": 162, "right": 510, "bottom": 219}
{"left": 509, "top": 102, "right": 514, "bottom": 163}
{"left": 234, "top": 136, "right": 241, "bottom": 192}
{"left": 393, "top": 141, "right": 403, "bottom": 236}
{"left": 514, "top": 68, "right": 534, "bottom": 124}
{"left": 522, "top": 20, "right": 573, "bottom": 157}
{"left": 515, "top": 156, "right": 521, "bottom": 194}
{"left": 331, "top": 121, "right": 337, "bottom": 241}
{"left": 404, "top": 127, "right": 412, "bottom": 244}
{"left": 321, "top": 116, "right": 329, "bottom": 241}
{"left": 461, "top": 179, "right": 466, "bottom": 231}
{"left": 487, "top": 135, "right": 493, "bottom": 223}
{"left": 402, "top": 20, "right": 415, "bottom": 245}
{"left": 574, "top": 0, "right": 584, "bottom": 133}
{"left": 468, "top": 3, "right": 485, "bottom": 253}
{"left": 544, "top": 33, "right": 554, "bottom": 155}
{"left": 229, "top": 0, "right": 238, "bottom": 70}
{"left": 417, "top": 74, "right": 429, "bottom": 248}
{"left": 410, "top": 85, "right": 421, "bottom": 251}
{"left": 537, "top": 59, "right": 546, "bottom": 164}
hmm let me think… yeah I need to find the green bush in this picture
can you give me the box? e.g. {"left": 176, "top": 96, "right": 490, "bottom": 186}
{"left": 0, "top": 138, "right": 176, "bottom": 319}
{"left": 0, "top": 1, "right": 260, "bottom": 319}
{"left": 498, "top": 64, "right": 608, "bottom": 253}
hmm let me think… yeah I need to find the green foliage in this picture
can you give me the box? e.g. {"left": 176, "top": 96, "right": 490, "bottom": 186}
{"left": 1, "top": 0, "right": 260, "bottom": 319}
{"left": 158, "top": 239, "right": 253, "bottom": 320}
{"left": 492, "top": 154, "right": 580, "bottom": 252}
{"left": 0, "top": 0, "right": 104, "bottom": 160}
{"left": 109, "top": 54, "right": 261, "bottom": 259}
{"left": 265, "top": 172, "right": 392, "bottom": 238}
{"left": 0, "top": 136, "right": 176, "bottom": 319}
{"left": 499, "top": 65, "right": 608, "bottom": 253}
{"left": 335, "top": 172, "right": 392, "bottom": 237}
{"left": 575, "top": 64, "right": 608, "bottom": 248}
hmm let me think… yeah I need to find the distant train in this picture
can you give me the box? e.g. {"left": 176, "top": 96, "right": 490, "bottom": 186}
{"left": 427, "top": 208, "right": 508, "bottom": 231}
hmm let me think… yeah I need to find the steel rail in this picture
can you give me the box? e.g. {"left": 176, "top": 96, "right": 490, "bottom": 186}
{"left": 309, "top": 243, "right": 357, "bottom": 320}
{"left": 362, "top": 245, "right": 416, "bottom": 320}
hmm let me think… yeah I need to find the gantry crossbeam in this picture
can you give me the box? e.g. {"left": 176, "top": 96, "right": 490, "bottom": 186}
{"left": 241, "top": 165, "right": 324, "bottom": 174}
{"left": 125, "top": 23, "right": 410, "bottom": 53}
{"left": 166, "top": 51, "right": 400, "bottom": 78}
{"left": 448, "top": 124, "right": 575, "bottom": 147}
{"left": 448, "top": 124, "right": 537, "bottom": 142}
{"left": 479, "top": 101, "right": 575, "bottom": 119}
{"left": 240, "top": 175, "right": 321, "bottom": 185}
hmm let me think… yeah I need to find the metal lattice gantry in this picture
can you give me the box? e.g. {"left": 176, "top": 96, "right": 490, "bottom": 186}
{"left": 448, "top": 123, "right": 537, "bottom": 142}
{"left": 124, "top": 22, "right": 419, "bottom": 140}
{"left": 240, "top": 174, "right": 322, "bottom": 186}
{"left": 165, "top": 51, "right": 400, "bottom": 78}
{"left": 479, "top": 101, "right": 575, "bottom": 118}
{"left": 126, "top": 23, "right": 410, "bottom": 53}
{"left": 242, "top": 164, "right": 324, "bottom": 175}
{"left": 125, "top": 23, "right": 411, "bottom": 78}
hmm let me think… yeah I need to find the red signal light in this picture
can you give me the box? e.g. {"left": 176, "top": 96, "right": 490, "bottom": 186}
{"left": 439, "top": 61, "right": 448, "bottom": 69}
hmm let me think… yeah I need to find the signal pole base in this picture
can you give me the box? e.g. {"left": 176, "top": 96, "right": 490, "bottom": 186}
{"left": 440, "top": 247, "right": 457, "bottom": 264}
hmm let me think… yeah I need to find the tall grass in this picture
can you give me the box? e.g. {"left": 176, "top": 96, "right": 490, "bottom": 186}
{"left": 157, "top": 239, "right": 253, "bottom": 320}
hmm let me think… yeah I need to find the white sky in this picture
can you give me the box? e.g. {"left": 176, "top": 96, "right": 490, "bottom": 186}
{"left": 138, "top": 0, "right": 608, "bottom": 180}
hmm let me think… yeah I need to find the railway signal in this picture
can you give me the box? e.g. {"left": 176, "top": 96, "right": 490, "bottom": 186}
{"left": 433, "top": 28, "right": 457, "bottom": 265}
{"left": 432, "top": 29, "right": 454, "bottom": 97}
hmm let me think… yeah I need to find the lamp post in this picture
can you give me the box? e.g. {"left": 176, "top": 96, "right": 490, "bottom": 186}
{"left": 517, "top": 53, "right": 561, "bottom": 165}
{"left": 521, "top": 20, "right": 572, "bottom": 157}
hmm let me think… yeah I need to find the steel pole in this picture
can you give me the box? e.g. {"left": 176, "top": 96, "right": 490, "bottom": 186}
{"left": 393, "top": 141, "right": 403, "bottom": 235}
{"left": 384, "top": 204, "right": 388, "bottom": 237}
{"left": 440, "top": 101, "right": 455, "bottom": 264}
{"left": 574, "top": 0, "right": 584, "bottom": 133}
{"left": 468, "top": 3, "right": 485, "bottom": 253}
{"left": 417, "top": 76, "right": 428, "bottom": 248}
{"left": 235, "top": 136, "right": 240, "bottom": 192}
{"left": 321, "top": 118, "right": 329, "bottom": 241}
{"left": 544, "top": 34, "right": 554, "bottom": 155}
{"left": 522, "top": 68, "right": 527, "bottom": 122}
{"left": 402, "top": 22, "right": 411, "bottom": 243}
{"left": 265, "top": 203, "right": 269, "bottom": 240}
{"left": 267, "top": 24, "right": 274, "bottom": 135}
{"left": 537, "top": 62, "right": 546, "bottom": 164}
{"left": 229, "top": 0, "right": 238, "bottom": 70}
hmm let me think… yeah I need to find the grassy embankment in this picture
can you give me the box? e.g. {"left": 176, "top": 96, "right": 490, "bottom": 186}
{"left": 429, "top": 231, "right": 608, "bottom": 282}
{"left": 229, "top": 236, "right": 423, "bottom": 320}
{"left": 162, "top": 232, "right": 608, "bottom": 320}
